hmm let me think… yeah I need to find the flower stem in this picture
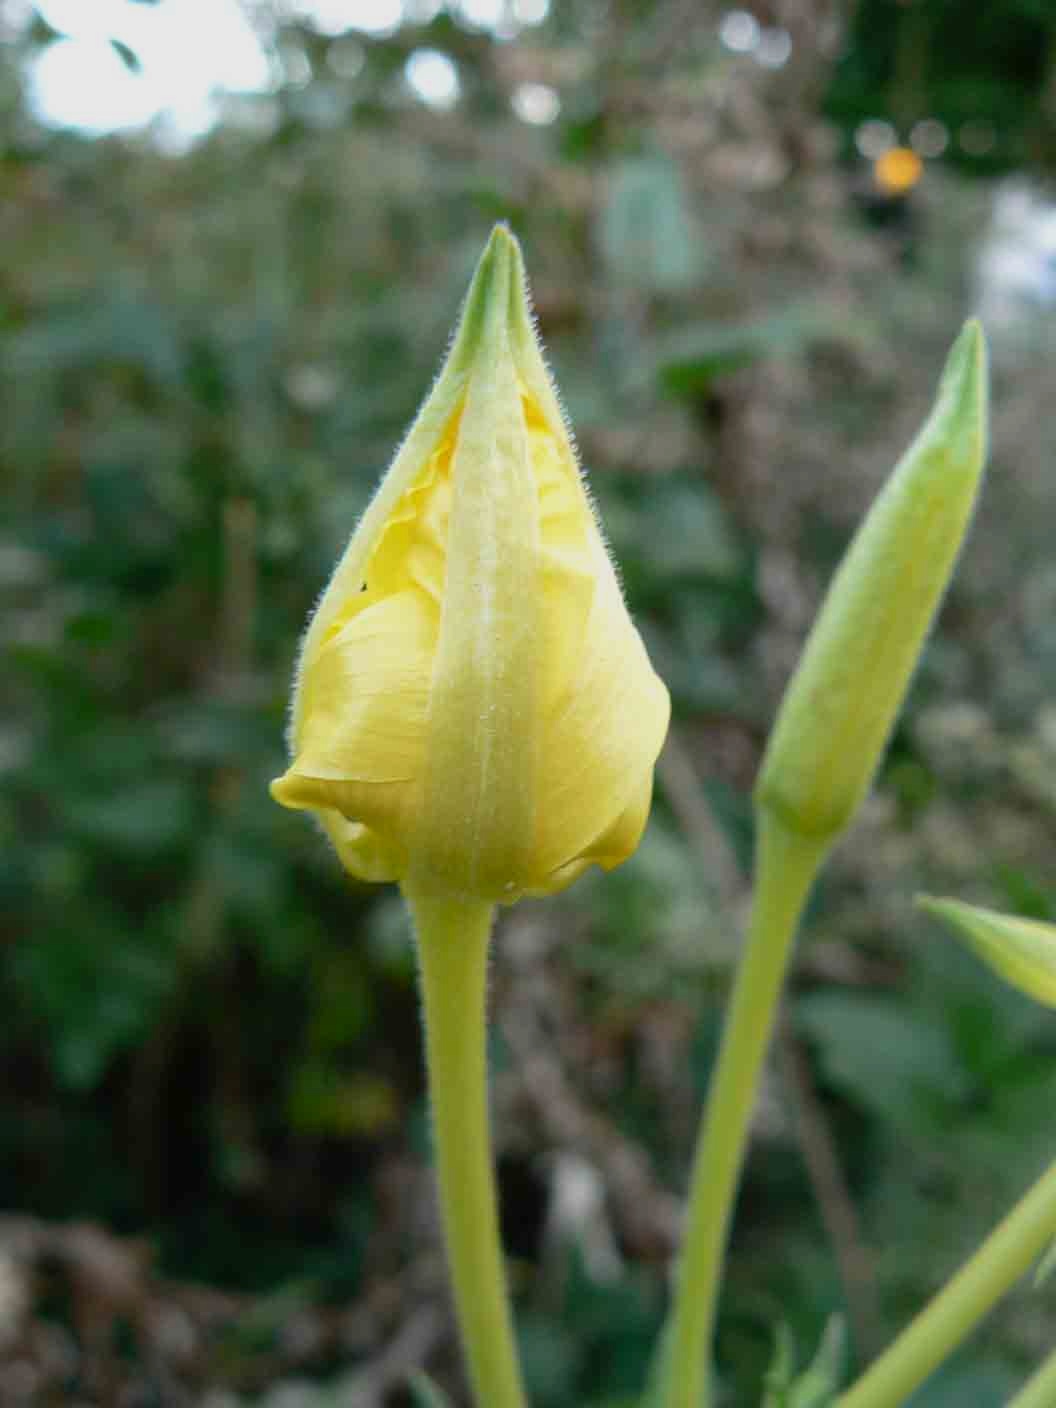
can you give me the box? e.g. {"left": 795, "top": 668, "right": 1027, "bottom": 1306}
{"left": 838, "top": 1158, "right": 1056, "bottom": 1408}
{"left": 657, "top": 812, "right": 828, "bottom": 1408}
{"left": 1007, "top": 1342, "right": 1056, "bottom": 1408}
{"left": 405, "top": 886, "right": 527, "bottom": 1408}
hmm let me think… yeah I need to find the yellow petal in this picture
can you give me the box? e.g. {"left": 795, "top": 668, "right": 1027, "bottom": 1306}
{"left": 918, "top": 896, "right": 1056, "bottom": 1009}
{"left": 531, "top": 412, "right": 597, "bottom": 711}
{"left": 271, "top": 588, "right": 435, "bottom": 862}
{"left": 581, "top": 772, "right": 656, "bottom": 872}
{"left": 360, "top": 430, "right": 454, "bottom": 610}
{"left": 323, "top": 814, "right": 405, "bottom": 885}
{"left": 534, "top": 537, "right": 670, "bottom": 883}
{"left": 287, "top": 250, "right": 493, "bottom": 750}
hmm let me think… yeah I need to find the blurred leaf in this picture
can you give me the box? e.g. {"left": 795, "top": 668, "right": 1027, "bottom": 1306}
{"left": 306, "top": 951, "right": 373, "bottom": 1047}
{"left": 600, "top": 154, "right": 699, "bottom": 293}
{"left": 904, "top": 1358, "right": 1015, "bottom": 1406}
{"left": 110, "top": 38, "right": 142, "bottom": 73}
{"left": 518, "top": 1311, "right": 584, "bottom": 1406}
{"left": 9, "top": 292, "right": 184, "bottom": 386}
{"left": 61, "top": 778, "right": 195, "bottom": 854}
{"left": 656, "top": 307, "right": 821, "bottom": 395}
{"left": 633, "top": 482, "right": 743, "bottom": 584}
{"left": 408, "top": 1374, "right": 454, "bottom": 1408}
{"left": 287, "top": 1066, "right": 398, "bottom": 1137}
{"left": 207, "top": 829, "right": 289, "bottom": 924}
{"left": 795, "top": 992, "right": 971, "bottom": 1131}
{"left": 12, "top": 916, "right": 177, "bottom": 1088}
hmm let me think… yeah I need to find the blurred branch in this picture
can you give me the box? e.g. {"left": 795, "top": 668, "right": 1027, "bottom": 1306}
{"left": 778, "top": 1017, "right": 883, "bottom": 1360}
{"left": 499, "top": 912, "right": 684, "bottom": 1261}
{"left": 0, "top": 1214, "right": 452, "bottom": 1403}
{"left": 658, "top": 728, "right": 745, "bottom": 911}
{"left": 129, "top": 496, "right": 264, "bottom": 1207}
{"left": 346, "top": 1304, "right": 448, "bottom": 1408}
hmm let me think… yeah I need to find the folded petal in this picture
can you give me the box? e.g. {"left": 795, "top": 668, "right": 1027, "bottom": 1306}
{"left": 532, "top": 772, "right": 657, "bottom": 898}
{"left": 530, "top": 412, "right": 597, "bottom": 712}
{"left": 322, "top": 813, "right": 406, "bottom": 885}
{"left": 534, "top": 536, "right": 670, "bottom": 883}
{"left": 272, "top": 588, "right": 436, "bottom": 853}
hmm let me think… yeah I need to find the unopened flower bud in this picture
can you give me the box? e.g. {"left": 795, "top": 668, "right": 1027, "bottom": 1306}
{"left": 756, "top": 321, "right": 988, "bottom": 843}
{"left": 272, "top": 227, "right": 670, "bottom": 901}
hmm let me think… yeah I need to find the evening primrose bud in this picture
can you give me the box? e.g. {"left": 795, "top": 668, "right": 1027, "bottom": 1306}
{"left": 918, "top": 897, "right": 1056, "bottom": 1009}
{"left": 271, "top": 227, "right": 670, "bottom": 902}
{"left": 755, "top": 321, "right": 988, "bottom": 843}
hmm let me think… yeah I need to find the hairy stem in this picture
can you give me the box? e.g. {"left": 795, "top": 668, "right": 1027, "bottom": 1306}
{"left": 405, "top": 886, "right": 527, "bottom": 1408}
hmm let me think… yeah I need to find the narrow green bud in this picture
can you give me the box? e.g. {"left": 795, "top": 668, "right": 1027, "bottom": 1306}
{"left": 755, "top": 321, "right": 988, "bottom": 842}
{"left": 918, "top": 896, "right": 1056, "bottom": 1009}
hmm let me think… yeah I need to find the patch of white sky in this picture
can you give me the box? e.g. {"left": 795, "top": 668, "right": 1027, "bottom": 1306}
{"left": 20, "top": 0, "right": 551, "bottom": 143}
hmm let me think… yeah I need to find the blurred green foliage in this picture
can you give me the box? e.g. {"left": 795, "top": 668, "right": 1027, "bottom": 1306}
{"left": 828, "top": 0, "right": 1056, "bottom": 170}
{"left": 2, "top": 1, "right": 1056, "bottom": 1404}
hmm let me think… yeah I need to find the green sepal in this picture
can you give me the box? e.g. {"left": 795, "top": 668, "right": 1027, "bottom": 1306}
{"left": 917, "top": 895, "right": 1056, "bottom": 1009}
{"left": 762, "top": 1317, "right": 846, "bottom": 1408}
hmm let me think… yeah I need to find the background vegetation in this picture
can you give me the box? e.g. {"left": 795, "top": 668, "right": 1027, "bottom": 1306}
{"left": 3, "top": 1, "right": 1056, "bottom": 1403}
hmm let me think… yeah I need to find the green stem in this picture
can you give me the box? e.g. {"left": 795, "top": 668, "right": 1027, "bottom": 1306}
{"left": 405, "top": 885, "right": 527, "bottom": 1408}
{"left": 1007, "top": 1343, "right": 1056, "bottom": 1408}
{"left": 838, "top": 1158, "right": 1056, "bottom": 1408}
{"left": 658, "top": 811, "right": 828, "bottom": 1408}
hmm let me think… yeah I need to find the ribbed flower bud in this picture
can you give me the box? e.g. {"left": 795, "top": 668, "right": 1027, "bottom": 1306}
{"left": 271, "top": 227, "right": 670, "bottom": 901}
{"left": 755, "top": 321, "right": 988, "bottom": 843}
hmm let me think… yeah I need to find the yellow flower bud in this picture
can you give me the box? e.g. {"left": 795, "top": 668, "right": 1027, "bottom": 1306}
{"left": 271, "top": 227, "right": 670, "bottom": 902}
{"left": 918, "top": 897, "right": 1056, "bottom": 1009}
{"left": 755, "top": 320, "right": 988, "bottom": 843}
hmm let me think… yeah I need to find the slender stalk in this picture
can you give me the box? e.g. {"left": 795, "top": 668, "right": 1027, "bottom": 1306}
{"left": 1007, "top": 1343, "right": 1056, "bottom": 1408}
{"left": 838, "top": 1159, "right": 1056, "bottom": 1408}
{"left": 658, "top": 812, "right": 828, "bottom": 1408}
{"left": 404, "top": 886, "right": 527, "bottom": 1408}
